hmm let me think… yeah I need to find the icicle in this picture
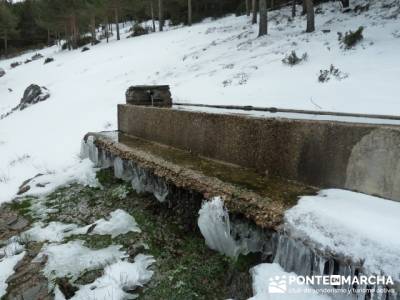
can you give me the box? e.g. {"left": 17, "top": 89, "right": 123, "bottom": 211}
{"left": 197, "top": 197, "right": 241, "bottom": 258}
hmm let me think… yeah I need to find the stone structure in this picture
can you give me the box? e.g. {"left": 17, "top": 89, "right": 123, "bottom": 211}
{"left": 125, "top": 85, "right": 172, "bottom": 107}
{"left": 118, "top": 104, "right": 400, "bottom": 202}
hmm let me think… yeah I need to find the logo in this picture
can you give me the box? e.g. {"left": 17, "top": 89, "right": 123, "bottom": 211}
{"left": 266, "top": 275, "right": 394, "bottom": 295}
{"left": 268, "top": 275, "right": 287, "bottom": 293}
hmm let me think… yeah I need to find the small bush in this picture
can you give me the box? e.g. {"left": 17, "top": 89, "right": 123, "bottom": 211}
{"left": 10, "top": 61, "right": 21, "bottom": 68}
{"left": 130, "top": 24, "right": 149, "bottom": 37}
{"left": 318, "top": 65, "right": 348, "bottom": 82}
{"left": 44, "top": 57, "right": 54, "bottom": 64}
{"left": 76, "top": 36, "right": 92, "bottom": 48}
{"left": 282, "top": 51, "right": 308, "bottom": 66}
{"left": 339, "top": 26, "right": 364, "bottom": 49}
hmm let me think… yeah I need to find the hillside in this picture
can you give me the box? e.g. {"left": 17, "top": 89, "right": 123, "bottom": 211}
{"left": 0, "top": 0, "right": 399, "bottom": 203}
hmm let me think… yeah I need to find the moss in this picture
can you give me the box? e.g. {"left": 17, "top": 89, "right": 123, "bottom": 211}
{"left": 96, "top": 168, "right": 122, "bottom": 187}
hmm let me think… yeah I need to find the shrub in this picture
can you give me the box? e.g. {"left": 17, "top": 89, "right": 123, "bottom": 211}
{"left": 130, "top": 24, "right": 149, "bottom": 37}
{"left": 282, "top": 51, "right": 308, "bottom": 66}
{"left": 318, "top": 65, "right": 348, "bottom": 82}
{"left": 10, "top": 61, "right": 21, "bottom": 68}
{"left": 44, "top": 57, "right": 54, "bottom": 64}
{"left": 76, "top": 36, "right": 92, "bottom": 48}
{"left": 339, "top": 26, "right": 364, "bottom": 49}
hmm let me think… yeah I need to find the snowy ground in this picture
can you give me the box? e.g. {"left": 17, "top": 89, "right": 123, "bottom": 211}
{"left": 1, "top": 0, "right": 400, "bottom": 204}
{"left": 284, "top": 189, "right": 400, "bottom": 282}
{"left": 1, "top": 0, "right": 400, "bottom": 298}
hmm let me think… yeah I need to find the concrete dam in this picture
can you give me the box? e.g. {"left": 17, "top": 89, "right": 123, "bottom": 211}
{"left": 82, "top": 86, "right": 400, "bottom": 300}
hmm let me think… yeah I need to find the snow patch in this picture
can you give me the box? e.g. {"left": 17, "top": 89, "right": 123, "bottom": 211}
{"left": 24, "top": 209, "right": 141, "bottom": 242}
{"left": 0, "top": 240, "right": 25, "bottom": 298}
{"left": 39, "top": 240, "right": 125, "bottom": 282}
{"left": 67, "top": 254, "right": 155, "bottom": 300}
{"left": 284, "top": 189, "right": 400, "bottom": 281}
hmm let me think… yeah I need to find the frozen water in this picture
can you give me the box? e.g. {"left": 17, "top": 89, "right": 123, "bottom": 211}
{"left": 198, "top": 197, "right": 241, "bottom": 258}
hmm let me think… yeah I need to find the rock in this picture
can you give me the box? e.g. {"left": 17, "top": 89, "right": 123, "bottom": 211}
{"left": 18, "top": 85, "right": 50, "bottom": 110}
{"left": 0, "top": 68, "right": 5, "bottom": 77}
{"left": 86, "top": 223, "right": 97, "bottom": 234}
{"left": 81, "top": 46, "right": 90, "bottom": 52}
{"left": 74, "top": 269, "right": 103, "bottom": 285}
{"left": 31, "top": 53, "right": 43, "bottom": 61}
{"left": 10, "top": 61, "right": 21, "bottom": 69}
{"left": 56, "top": 277, "right": 78, "bottom": 299}
{"left": 21, "top": 283, "right": 48, "bottom": 300}
{"left": 17, "top": 184, "right": 30, "bottom": 195}
{"left": 127, "top": 243, "right": 146, "bottom": 261}
{"left": 8, "top": 217, "right": 29, "bottom": 231}
{"left": 44, "top": 57, "right": 54, "bottom": 64}
{"left": 25, "top": 59, "right": 32, "bottom": 64}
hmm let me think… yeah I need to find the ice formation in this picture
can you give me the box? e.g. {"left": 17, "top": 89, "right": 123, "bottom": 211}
{"left": 198, "top": 197, "right": 241, "bottom": 258}
{"left": 82, "top": 136, "right": 169, "bottom": 202}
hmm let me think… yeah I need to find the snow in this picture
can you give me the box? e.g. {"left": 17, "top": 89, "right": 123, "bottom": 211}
{"left": 198, "top": 197, "right": 241, "bottom": 258}
{"left": 24, "top": 209, "right": 141, "bottom": 242}
{"left": 39, "top": 240, "right": 125, "bottom": 282}
{"left": 0, "top": 240, "right": 25, "bottom": 298}
{"left": 60, "top": 254, "right": 155, "bottom": 300}
{"left": 1, "top": 0, "right": 400, "bottom": 204}
{"left": 86, "top": 209, "right": 141, "bottom": 238}
{"left": 249, "top": 263, "right": 331, "bottom": 300}
{"left": 24, "top": 221, "right": 79, "bottom": 242}
{"left": 284, "top": 189, "right": 400, "bottom": 281}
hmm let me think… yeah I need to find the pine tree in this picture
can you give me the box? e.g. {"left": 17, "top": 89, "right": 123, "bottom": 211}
{"left": 0, "top": 2, "right": 18, "bottom": 55}
{"left": 258, "top": 0, "right": 267, "bottom": 36}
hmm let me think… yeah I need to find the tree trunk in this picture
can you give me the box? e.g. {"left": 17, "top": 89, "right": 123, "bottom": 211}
{"left": 158, "top": 0, "right": 164, "bottom": 32}
{"left": 305, "top": 0, "right": 315, "bottom": 33}
{"left": 150, "top": 0, "right": 156, "bottom": 32}
{"left": 90, "top": 14, "right": 96, "bottom": 44}
{"left": 47, "top": 28, "right": 50, "bottom": 45}
{"left": 302, "top": 0, "right": 306, "bottom": 15}
{"left": 270, "top": 0, "right": 274, "bottom": 9}
{"left": 105, "top": 16, "right": 109, "bottom": 43}
{"left": 258, "top": 0, "right": 267, "bottom": 36}
{"left": 292, "top": 0, "right": 296, "bottom": 17}
{"left": 188, "top": 0, "right": 192, "bottom": 26}
{"left": 245, "top": 0, "right": 250, "bottom": 16}
{"left": 251, "top": 0, "right": 257, "bottom": 24}
{"left": 70, "top": 14, "right": 77, "bottom": 49}
{"left": 4, "top": 31, "right": 7, "bottom": 56}
{"left": 341, "top": 0, "right": 349, "bottom": 8}
{"left": 115, "top": 8, "right": 120, "bottom": 40}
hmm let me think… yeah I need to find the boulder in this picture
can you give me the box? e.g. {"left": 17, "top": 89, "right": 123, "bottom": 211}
{"left": 10, "top": 61, "right": 21, "bottom": 68}
{"left": 44, "top": 57, "right": 54, "bottom": 64}
{"left": 0, "top": 68, "right": 5, "bottom": 77}
{"left": 31, "top": 53, "right": 44, "bottom": 60}
{"left": 18, "top": 84, "right": 50, "bottom": 110}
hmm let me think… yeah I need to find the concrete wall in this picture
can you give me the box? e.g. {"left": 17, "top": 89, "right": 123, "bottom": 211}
{"left": 118, "top": 104, "right": 400, "bottom": 201}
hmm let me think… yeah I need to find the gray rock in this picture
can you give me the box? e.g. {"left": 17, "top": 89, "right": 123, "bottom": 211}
{"left": 17, "top": 184, "right": 30, "bottom": 195}
{"left": 10, "top": 61, "right": 21, "bottom": 69}
{"left": 21, "top": 283, "right": 47, "bottom": 300}
{"left": 19, "top": 84, "right": 50, "bottom": 111}
{"left": 44, "top": 57, "right": 54, "bottom": 64}
{"left": 8, "top": 217, "right": 29, "bottom": 231}
{"left": 0, "top": 68, "right": 5, "bottom": 77}
{"left": 31, "top": 53, "right": 43, "bottom": 61}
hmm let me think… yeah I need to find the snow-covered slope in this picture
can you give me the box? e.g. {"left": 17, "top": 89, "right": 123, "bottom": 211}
{"left": 0, "top": 0, "right": 399, "bottom": 203}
